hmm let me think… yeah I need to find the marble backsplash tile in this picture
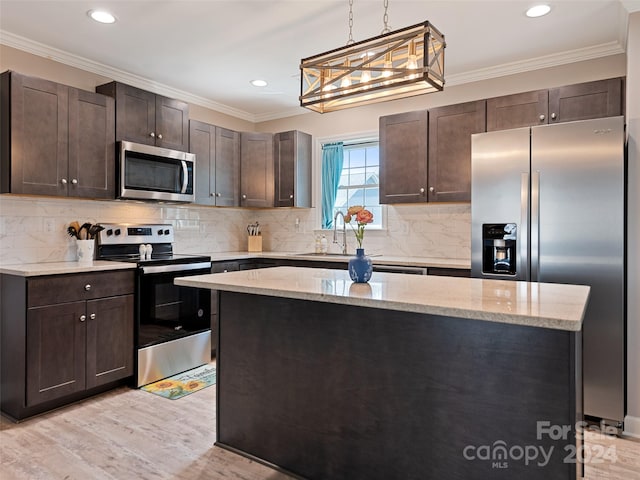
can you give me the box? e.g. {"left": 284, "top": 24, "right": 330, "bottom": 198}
{"left": 0, "top": 195, "right": 471, "bottom": 265}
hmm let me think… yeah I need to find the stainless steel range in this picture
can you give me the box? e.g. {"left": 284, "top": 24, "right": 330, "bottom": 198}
{"left": 96, "top": 224, "right": 212, "bottom": 387}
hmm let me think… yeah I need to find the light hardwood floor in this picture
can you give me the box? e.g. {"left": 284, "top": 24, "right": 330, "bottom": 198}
{"left": 1, "top": 376, "right": 639, "bottom": 479}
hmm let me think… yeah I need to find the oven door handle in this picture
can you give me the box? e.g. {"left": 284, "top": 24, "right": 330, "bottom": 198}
{"left": 140, "top": 262, "right": 212, "bottom": 275}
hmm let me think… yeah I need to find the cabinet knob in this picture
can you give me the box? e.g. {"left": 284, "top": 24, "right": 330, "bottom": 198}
{"left": 150, "top": 132, "right": 155, "bottom": 138}
{"left": 71, "top": 179, "right": 78, "bottom": 185}
{"left": 429, "top": 186, "right": 435, "bottom": 193}
{"left": 289, "top": 194, "right": 294, "bottom": 199}
{"left": 84, "top": 284, "right": 91, "bottom": 291}
{"left": 242, "top": 194, "right": 247, "bottom": 199}
{"left": 419, "top": 187, "right": 425, "bottom": 194}
{"left": 539, "top": 114, "right": 545, "bottom": 121}
{"left": 216, "top": 193, "right": 221, "bottom": 197}
{"left": 551, "top": 113, "right": 557, "bottom": 120}
{"left": 157, "top": 133, "right": 163, "bottom": 140}
{"left": 80, "top": 315, "right": 86, "bottom": 322}
{"left": 210, "top": 193, "right": 215, "bottom": 197}
{"left": 61, "top": 178, "right": 68, "bottom": 185}
{"left": 89, "top": 313, "right": 96, "bottom": 320}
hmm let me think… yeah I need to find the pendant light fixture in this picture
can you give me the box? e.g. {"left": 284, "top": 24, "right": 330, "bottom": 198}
{"left": 300, "top": 0, "right": 445, "bottom": 113}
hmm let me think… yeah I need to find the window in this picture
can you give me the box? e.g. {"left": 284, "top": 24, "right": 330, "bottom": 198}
{"left": 322, "top": 140, "right": 382, "bottom": 229}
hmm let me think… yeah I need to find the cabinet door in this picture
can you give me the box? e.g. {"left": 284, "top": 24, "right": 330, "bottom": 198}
{"left": 240, "top": 132, "right": 274, "bottom": 207}
{"left": 86, "top": 295, "right": 134, "bottom": 388}
{"left": 215, "top": 127, "right": 240, "bottom": 206}
{"left": 549, "top": 78, "right": 623, "bottom": 123}
{"left": 189, "top": 120, "right": 215, "bottom": 205}
{"left": 155, "top": 95, "right": 189, "bottom": 151}
{"left": 428, "top": 100, "right": 486, "bottom": 202}
{"left": 379, "top": 110, "right": 428, "bottom": 204}
{"left": 114, "top": 83, "right": 156, "bottom": 146}
{"left": 5, "top": 72, "right": 69, "bottom": 196}
{"left": 26, "top": 301, "right": 86, "bottom": 406}
{"left": 486, "top": 90, "right": 548, "bottom": 131}
{"left": 68, "top": 88, "right": 115, "bottom": 199}
{"left": 274, "top": 131, "right": 312, "bottom": 207}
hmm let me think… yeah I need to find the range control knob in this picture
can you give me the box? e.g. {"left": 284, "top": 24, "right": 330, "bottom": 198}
{"left": 158, "top": 229, "right": 164, "bottom": 235}
{"left": 164, "top": 229, "right": 170, "bottom": 235}
{"left": 114, "top": 228, "right": 121, "bottom": 236}
{"left": 106, "top": 229, "right": 113, "bottom": 236}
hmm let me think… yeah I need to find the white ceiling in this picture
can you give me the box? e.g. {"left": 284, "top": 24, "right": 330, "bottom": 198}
{"left": 1, "top": 0, "right": 639, "bottom": 123}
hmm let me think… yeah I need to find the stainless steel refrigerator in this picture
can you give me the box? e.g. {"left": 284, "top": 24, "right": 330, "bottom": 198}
{"left": 471, "top": 116, "right": 626, "bottom": 427}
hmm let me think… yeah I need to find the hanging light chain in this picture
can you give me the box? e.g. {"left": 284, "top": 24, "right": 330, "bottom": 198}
{"left": 347, "top": 0, "right": 355, "bottom": 45}
{"left": 381, "top": 0, "right": 390, "bottom": 34}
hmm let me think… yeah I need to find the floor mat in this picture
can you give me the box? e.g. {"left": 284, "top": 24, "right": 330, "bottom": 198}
{"left": 141, "top": 364, "right": 216, "bottom": 400}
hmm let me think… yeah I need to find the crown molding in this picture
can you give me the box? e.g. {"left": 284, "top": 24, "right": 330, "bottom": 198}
{"left": 0, "top": 30, "right": 626, "bottom": 123}
{"left": 0, "top": 30, "right": 257, "bottom": 122}
{"left": 445, "top": 41, "right": 625, "bottom": 86}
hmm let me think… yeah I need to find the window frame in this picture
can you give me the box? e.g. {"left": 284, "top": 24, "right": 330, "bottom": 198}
{"left": 315, "top": 130, "right": 386, "bottom": 232}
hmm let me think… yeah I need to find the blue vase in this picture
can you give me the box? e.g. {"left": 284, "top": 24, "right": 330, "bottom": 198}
{"left": 348, "top": 248, "right": 373, "bottom": 283}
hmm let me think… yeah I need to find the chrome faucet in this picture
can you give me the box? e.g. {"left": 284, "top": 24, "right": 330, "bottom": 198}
{"left": 333, "top": 211, "right": 347, "bottom": 255}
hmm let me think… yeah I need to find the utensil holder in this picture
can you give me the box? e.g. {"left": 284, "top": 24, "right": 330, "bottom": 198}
{"left": 76, "top": 239, "right": 95, "bottom": 264}
{"left": 248, "top": 235, "right": 262, "bottom": 252}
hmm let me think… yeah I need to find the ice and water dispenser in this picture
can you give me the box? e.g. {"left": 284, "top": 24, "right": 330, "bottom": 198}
{"left": 482, "top": 223, "right": 517, "bottom": 275}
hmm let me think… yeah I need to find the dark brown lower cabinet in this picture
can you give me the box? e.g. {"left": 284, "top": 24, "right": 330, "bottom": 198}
{"left": 1, "top": 270, "right": 134, "bottom": 421}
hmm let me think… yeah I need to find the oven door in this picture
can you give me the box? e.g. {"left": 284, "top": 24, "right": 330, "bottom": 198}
{"left": 137, "top": 262, "right": 211, "bottom": 348}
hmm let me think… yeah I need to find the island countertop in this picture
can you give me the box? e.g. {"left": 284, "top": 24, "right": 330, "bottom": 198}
{"left": 175, "top": 266, "right": 590, "bottom": 331}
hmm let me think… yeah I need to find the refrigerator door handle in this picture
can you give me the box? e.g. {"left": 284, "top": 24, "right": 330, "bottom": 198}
{"left": 530, "top": 171, "right": 540, "bottom": 282}
{"left": 520, "top": 173, "right": 530, "bottom": 281}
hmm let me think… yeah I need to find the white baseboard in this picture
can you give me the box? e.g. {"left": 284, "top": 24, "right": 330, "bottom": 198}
{"left": 623, "top": 415, "right": 640, "bottom": 438}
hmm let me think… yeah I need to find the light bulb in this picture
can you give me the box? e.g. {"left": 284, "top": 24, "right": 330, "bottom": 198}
{"left": 407, "top": 41, "right": 419, "bottom": 80}
{"left": 382, "top": 52, "right": 393, "bottom": 85}
{"left": 340, "top": 59, "right": 352, "bottom": 91}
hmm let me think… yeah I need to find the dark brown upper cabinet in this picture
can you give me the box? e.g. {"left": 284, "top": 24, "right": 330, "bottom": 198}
{"left": 428, "top": 100, "right": 486, "bottom": 202}
{"left": 1, "top": 71, "right": 115, "bottom": 199}
{"left": 97, "top": 81, "right": 189, "bottom": 151}
{"left": 189, "top": 120, "right": 240, "bottom": 206}
{"left": 240, "top": 132, "right": 274, "bottom": 208}
{"left": 379, "top": 110, "right": 429, "bottom": 204}
{"left": 274, "top": 130, "right": 312, "bottom": 208}
{"left": 487, "top": 78, "right": 624, "bottom": 131}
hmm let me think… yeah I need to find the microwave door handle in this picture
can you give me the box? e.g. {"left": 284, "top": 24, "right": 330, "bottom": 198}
{"left": 180, "top": 160, "right": 188, "bottom": 194}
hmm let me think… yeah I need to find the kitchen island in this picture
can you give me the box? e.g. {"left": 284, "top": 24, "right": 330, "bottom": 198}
{"left": 176, "top": 267, "right": 589, "bottom": 480}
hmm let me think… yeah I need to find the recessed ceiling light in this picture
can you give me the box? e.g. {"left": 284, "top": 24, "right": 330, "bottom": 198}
{"left": 250, "top": 79, "right": 268, "bottom": 87}
{"left": 88, "top": 10, "right": 116, "bottom": 24}
{"left": 526, "top": 4, "right": 551, "bottom": 18}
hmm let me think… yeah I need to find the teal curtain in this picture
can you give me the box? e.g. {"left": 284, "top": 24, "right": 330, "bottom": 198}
{"left": 321, "top": 142, "right": 344, "bottom": 229}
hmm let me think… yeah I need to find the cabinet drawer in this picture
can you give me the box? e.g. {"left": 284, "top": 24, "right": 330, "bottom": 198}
{"left": 211, "top": 261, "right": 240, "bottom": 273}
{"left": 27, "top": 270, "right": 135, "bottom": 307}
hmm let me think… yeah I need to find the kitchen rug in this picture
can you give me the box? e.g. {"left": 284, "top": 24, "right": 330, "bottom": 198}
{"left": 141, "top": 364, "right": 216, "bottom": 400}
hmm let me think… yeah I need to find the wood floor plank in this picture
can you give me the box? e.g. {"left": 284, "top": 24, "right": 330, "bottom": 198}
{"left": 1, "top": 366, "right": 639, "bottom": 479}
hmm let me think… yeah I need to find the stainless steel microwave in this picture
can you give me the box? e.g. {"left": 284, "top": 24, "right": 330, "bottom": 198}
{"left": 118, "top": 141, "right": 195, "bottom": 202}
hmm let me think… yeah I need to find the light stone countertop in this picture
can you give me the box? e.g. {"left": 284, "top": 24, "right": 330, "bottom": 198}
{"left": 196, "top": 251, "right": 471, "bottom": 269}
{"left": 0, "top": 261, "right": 136, "bottom": 277}
{"left": 175, "top": 266, "right": 590, "bottom": 332}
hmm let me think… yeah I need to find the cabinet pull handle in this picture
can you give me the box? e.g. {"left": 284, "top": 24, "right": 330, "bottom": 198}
{"left": 551, "top": 113, "right": 557, "bottom": 120}
{"left": 157, "top": 133, "right": 163, "bottom": 140}
{"left": 71, "top": 179, "right": 78, "bottom": 185}
{"left": 89, "top": 313, "right": 96, "bottom": 320}
{"left": 150, "top": 132, "right": 155, "bottom": 138}
{"left": 61, "top": 178, "right": 68, "bottom": 185}
{"left": 84, "top": 284, "right": 91, "bottom": 291}
{"left": 539, "top": 114, "right": 545, "bottom": 121}
{"left": 80, "top": 315, "right": 86, "bottom": 322}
